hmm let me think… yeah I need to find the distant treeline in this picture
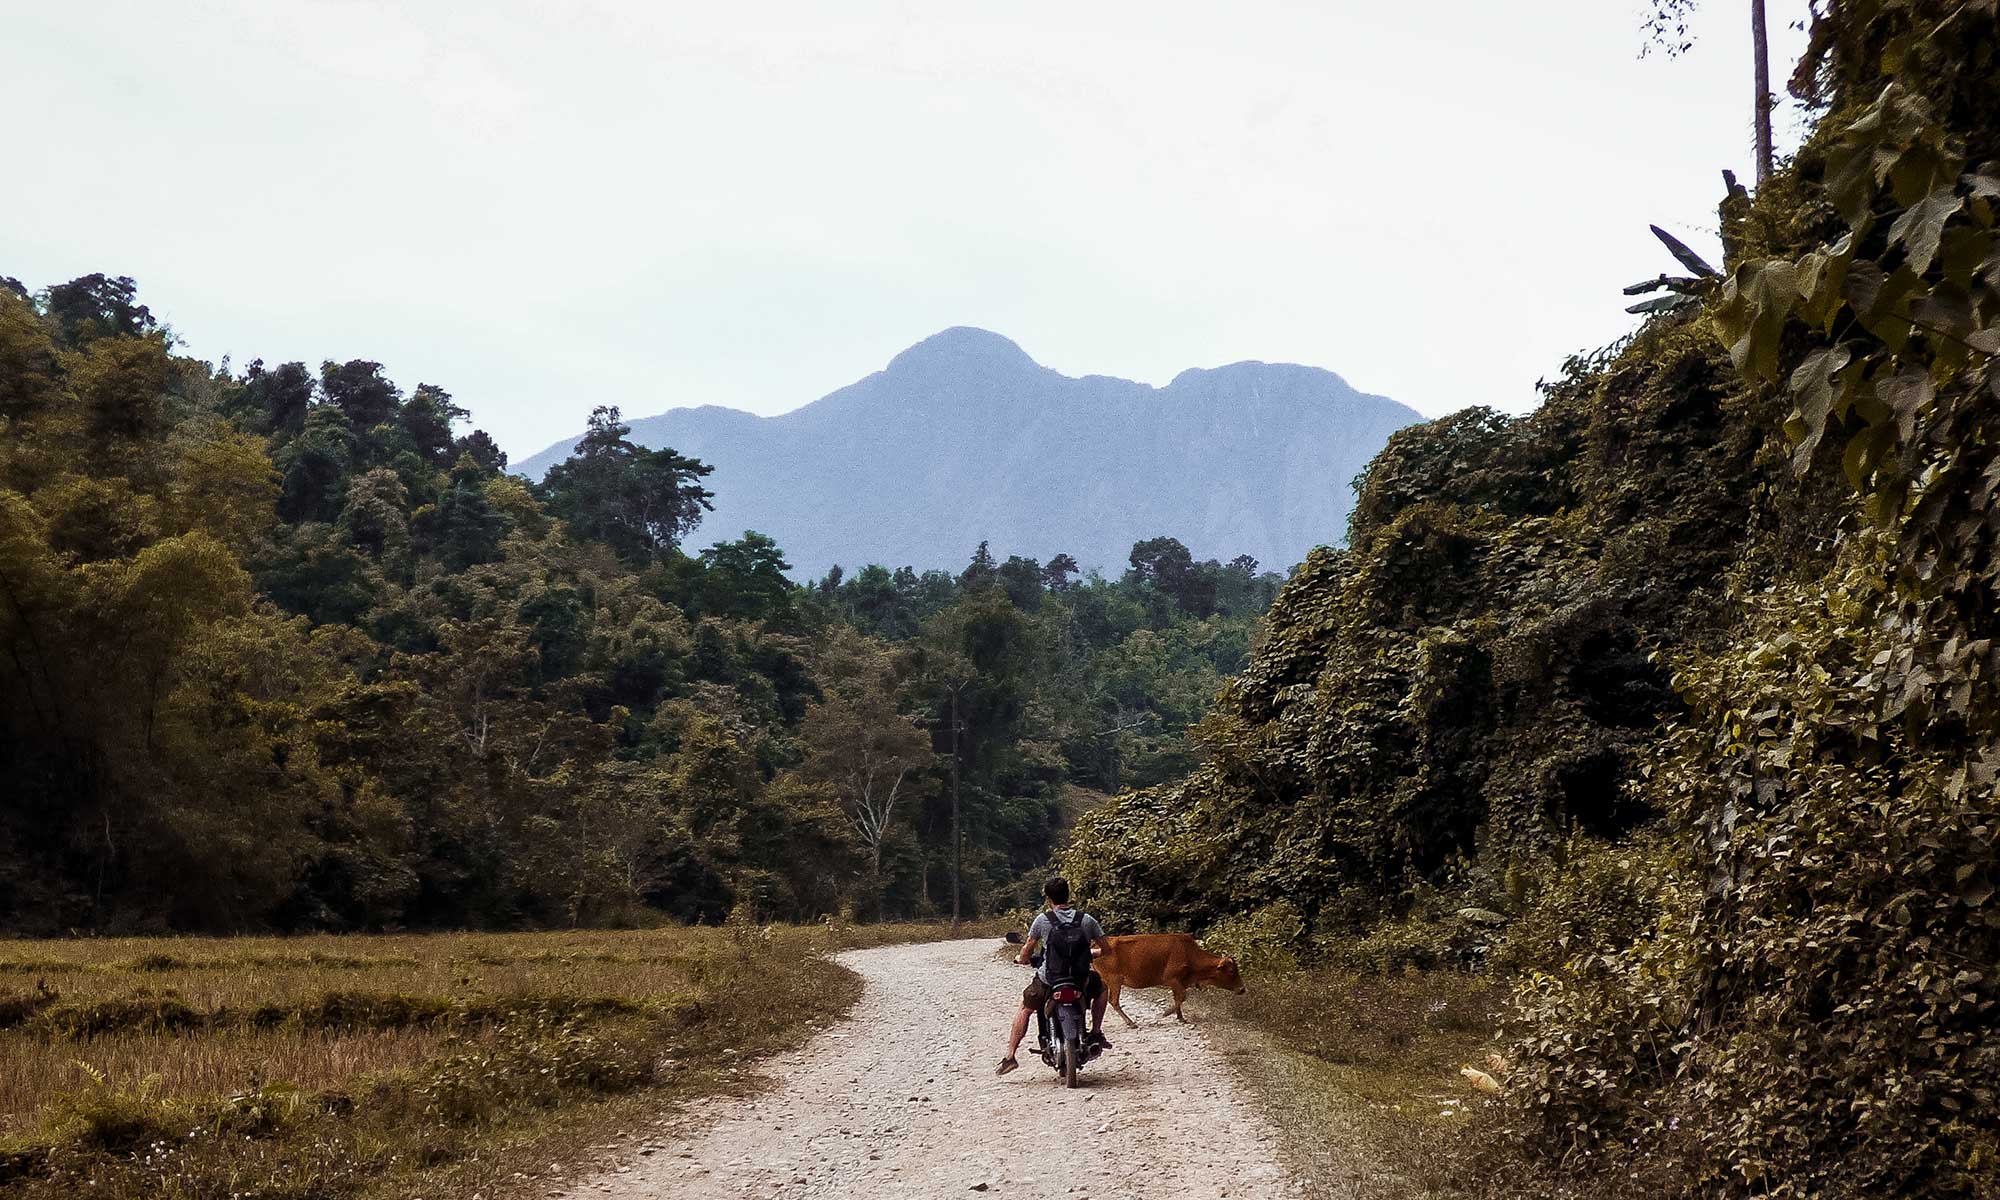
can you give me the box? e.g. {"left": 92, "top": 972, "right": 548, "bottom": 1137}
{"left": 0, "top": 273, "right": 1284, "bottom": 934}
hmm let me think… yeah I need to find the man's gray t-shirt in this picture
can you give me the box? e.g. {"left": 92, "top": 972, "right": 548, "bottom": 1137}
{"left": 1029, "top": 906, "right": 1103, "bottom": 983}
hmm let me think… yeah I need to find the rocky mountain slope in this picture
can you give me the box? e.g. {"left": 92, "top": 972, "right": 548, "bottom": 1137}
{"left": 514, "top": 327, "right": 1417, "bottom": 577}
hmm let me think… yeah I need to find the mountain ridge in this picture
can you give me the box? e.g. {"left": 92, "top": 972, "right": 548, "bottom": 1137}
{"left": 514, "top": 329, "right": 1420, "bottom": 577}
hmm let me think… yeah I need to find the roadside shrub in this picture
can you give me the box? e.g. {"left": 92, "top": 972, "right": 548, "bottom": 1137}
{"left": 1320, "top": 916, "right": 1450, "bottom": 974}
{"left": 210, "top": 1082, "right": 317, "bottom": 1139}
{"left": 0, "top": 985, "right": 58, "bottom": 1027}
{"left": 1230, "top": 968, "right": 1501, "bottom": 1068}
{"left": 413, "top": 1017, "right": 656, "bottom": 1125}
{"left": 241, "top": 990, "right": 643, "bottom": 1033}
{"left": 34, "top": 1068, "right": 181, "bottom": 1155}
{"left": 31, "top": 992, "right": 202, "bottom": 1038}
{"left": 1491, "top": 834, "right": 1674, "bottom": 977}
{"left": 1203, "top": 899, "right": 1306, "bottom": 971}
{"left": 248, "top": 990, "right": 455, "bottom": 1032}
{"left": 1318, "top": 899, "right": 1507, "bottom": 975}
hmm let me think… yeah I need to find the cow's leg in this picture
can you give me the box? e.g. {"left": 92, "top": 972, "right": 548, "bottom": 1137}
{"left": 1169, "top": 982, "right": 1188, "bottom": 1022}
{"left": 1107, "top": 979, "right": 1138, "bottom": 1028}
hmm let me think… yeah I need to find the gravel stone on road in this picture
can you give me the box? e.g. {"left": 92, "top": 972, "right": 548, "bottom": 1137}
{"left": 554, "top": 937, "right": 1300, "bottom": 1199}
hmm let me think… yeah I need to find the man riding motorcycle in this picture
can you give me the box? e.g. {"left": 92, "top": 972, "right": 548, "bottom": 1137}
{"left": 996, "top": 876, "right": 1111, "bottom": 1075}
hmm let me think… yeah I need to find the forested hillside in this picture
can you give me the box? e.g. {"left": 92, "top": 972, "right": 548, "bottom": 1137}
{"left": 1070, "top": 1, "right": 2000, "bottom": 1195}
{"left": 0, "top": 276, "right": 1279, "bottom": 934}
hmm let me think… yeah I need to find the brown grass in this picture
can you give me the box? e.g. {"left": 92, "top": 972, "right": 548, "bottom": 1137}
{"left": 3, "top": 956, "right": 701, "bottom": 1013}
{"left": 0, "top": 1027, "right": 452, "bottom": 1135}
{"left": 1207, "top": 968, "right": 1508, "bottom": 1200}
{"left": 1212, "top": 968, "right": 1675, "bottom": 1200}
{"left": 0, "top": 919, "right": 996, "bottom": 1200}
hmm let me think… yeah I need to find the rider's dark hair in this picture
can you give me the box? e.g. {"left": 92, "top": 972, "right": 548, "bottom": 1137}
{"left": 1044, "top": 876, "right": 1071, "bottom": 904}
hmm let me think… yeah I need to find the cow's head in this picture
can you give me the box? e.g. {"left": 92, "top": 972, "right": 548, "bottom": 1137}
{"left": 1213, "top": 955, "right": 1246, "bottom": 994}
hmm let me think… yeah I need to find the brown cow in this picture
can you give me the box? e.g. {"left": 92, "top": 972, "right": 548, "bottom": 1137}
{"left": 1092, "top": 933, "right": 1245, "bottom": 1026}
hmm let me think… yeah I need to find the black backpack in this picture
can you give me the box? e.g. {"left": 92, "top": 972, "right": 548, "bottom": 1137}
{"left": 1043, "top": 910, "right": 1094, "bottom": 987}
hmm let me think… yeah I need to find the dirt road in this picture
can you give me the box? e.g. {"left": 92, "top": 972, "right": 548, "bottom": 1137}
{"left": 557, "top": 937, "right": 1300, "bottom": 1198}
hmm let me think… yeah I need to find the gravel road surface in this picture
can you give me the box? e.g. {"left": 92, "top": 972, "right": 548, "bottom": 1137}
{"left": 556, "top": 937, "right": 1299, "bottom": 1198}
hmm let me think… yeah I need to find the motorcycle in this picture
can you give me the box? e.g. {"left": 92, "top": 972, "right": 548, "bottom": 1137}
{"left": 1006, "top": 931, "right": 1102, "bottom": 1087}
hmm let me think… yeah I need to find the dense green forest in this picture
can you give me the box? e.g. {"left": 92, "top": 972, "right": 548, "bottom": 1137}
{"left": 0, "top": 271, "right": 1280, "bottom": 933}
{"left": 1072, "top": 1, "right": 1999, "bottom": 1195}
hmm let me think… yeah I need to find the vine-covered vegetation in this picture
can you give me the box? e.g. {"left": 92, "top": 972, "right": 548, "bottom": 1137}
{"left": 0, "top": 272, "right": 1279, "bottom": 934}
{"left": 1068, "top": 1, "right": 2000, "bottom": 1194}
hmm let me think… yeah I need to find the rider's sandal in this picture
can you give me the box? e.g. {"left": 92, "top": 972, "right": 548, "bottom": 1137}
{"left": 995, "top": 1056, "right": 1018, "bottom": 1076}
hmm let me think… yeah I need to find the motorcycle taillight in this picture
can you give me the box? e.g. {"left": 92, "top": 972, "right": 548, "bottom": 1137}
{"left": 1053, "top": 987, "right": 1081, "bottom": 1003}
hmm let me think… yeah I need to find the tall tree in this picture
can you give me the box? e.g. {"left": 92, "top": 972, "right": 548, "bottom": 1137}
{"left": 697, "top": 530, "right": 794, "bottom": 621}
{"left": 960, "top": 540, "right": 998, "bottom": 590}
{"left": 454, "top": 428, "right": 508, "bottom": 473}
{"left": 996, "top": 555, "right": 1044, "bottom": 610}
{"left": 795, "top": 633, "right": 934, "bottom": 908}
{"left": 275, "top": 406, "right": 353, "bottom": 524}
{"left": 239, "top": 360, "right": 315, "bottom": 437}
{"left": 1040, "top": 552, "right": 1080, "bottom": 593}
{"left": 320, "top": 360, "right": 402, "bottom": 435}
{"left": 1127, "top": 535, "right": 1217, "bottom": 617}
{"left": 40, "top": 273, "right": 155, "bottom": 346}
{"left": 0, "top": 290, "right": 60, "bottom": 420}
{"left": 1, "top": 270, "right": 1290, "bottom": 933}
{"left": 420, "top": 454, "right": 507, "bottom": 570}
{"left": 539, "top": 406, "right": 714, "bottom": 561}
{"left": 400, "top": 383, "right": 468, "bottom": 467}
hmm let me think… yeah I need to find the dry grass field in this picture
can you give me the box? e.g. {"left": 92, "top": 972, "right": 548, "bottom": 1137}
{"left": 0, "top": 920, "right": 997, "bottom": 1200}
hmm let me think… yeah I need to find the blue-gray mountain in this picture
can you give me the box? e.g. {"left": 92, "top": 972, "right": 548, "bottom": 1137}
{"left": 513, "top": 327, "right": 1420, "bottom": 578}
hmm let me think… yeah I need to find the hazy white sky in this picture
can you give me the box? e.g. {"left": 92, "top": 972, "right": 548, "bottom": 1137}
{"left": 5, "top": 1, "right": 1808, "bottom": 460}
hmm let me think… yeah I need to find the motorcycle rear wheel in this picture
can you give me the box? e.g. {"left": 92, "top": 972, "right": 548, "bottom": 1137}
{"left": 1062, "top": 1034, "right": 1080, "bottom": 1088}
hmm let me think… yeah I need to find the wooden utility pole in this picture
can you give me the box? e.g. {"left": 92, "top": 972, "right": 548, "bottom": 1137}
{"left": 1751, "top": 0, "right": 1773, "bottom": 184}
{"left": 1642, "top": 2, "right": 1778, "bottom": 186}
{"left": 948, "top": 683, "right": 962, "bottom": 929}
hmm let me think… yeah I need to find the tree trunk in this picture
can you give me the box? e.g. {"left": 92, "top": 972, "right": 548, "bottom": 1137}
{"left": 1751, "top": 0, "right": 1773, "bottom": 185}
{"left": 870, "top": 841, "right": 883, "bottom": 918}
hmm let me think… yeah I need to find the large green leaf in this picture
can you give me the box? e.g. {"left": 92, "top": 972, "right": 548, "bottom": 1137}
{"left": 1939, "top": 225, "right": 1994, "bottom": 290}
{"left": 1787, "top": 345, "right": 1854, "bottom": 472}
{"left": 1824, "top": 81, "right": 1930, "bottom": 223}
{"left": 1911, "top": 281, "right": 1976, "bottom": 338}
{"left": 1720, "top": 260, "right": 1800, "bottom": 380}
{"left": 1888, "top": 186, "right": 1963, "bottom": 276}
{"left": 1842, "top": 422, "right": 1890, "bottom": 489}
{"left": 1796, "top": 233, "right": 1860, "bottom": 330}
{"left": 1876, "top": 367, "right": 1935, "bottom": 442}
{"left": 1849, "top": 264, "right": 1923, "bottom": 352}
